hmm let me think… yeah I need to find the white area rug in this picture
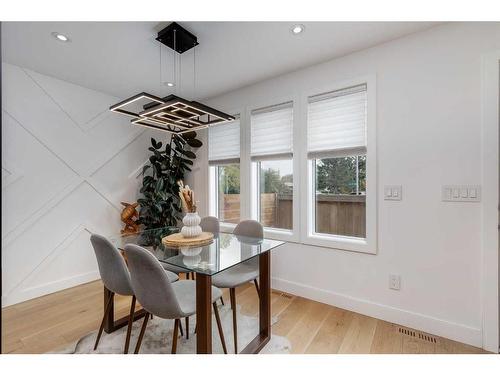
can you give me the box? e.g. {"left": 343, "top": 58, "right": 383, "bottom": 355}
{"left": 56, "top": 304, "right": 291, "bottom": 354}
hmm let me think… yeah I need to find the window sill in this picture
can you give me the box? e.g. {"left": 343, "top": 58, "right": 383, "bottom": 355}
{"left": 219, "top": 222, "right": 237, "bottom": 233}
{"left": 219, "top": 224, "right": 375, "bottom": 254}
{"left": 263, "top": 227, "right": 297, "bottom": 242}
{"left": 304, "top": 233, "right": 376, "bottom": 254}
{"left": 220, "top": 222, "right": 297, "bottom": 242}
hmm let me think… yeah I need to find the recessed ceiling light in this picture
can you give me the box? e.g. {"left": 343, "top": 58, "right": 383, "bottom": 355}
{"left": 165, "top": 82, "right": 175, "bottom": 87}
{"left": 291, "top": 24, "right": 305, "bottom": 35}
{"left": 51, "top": 32, "right": 70, "bottom": 42}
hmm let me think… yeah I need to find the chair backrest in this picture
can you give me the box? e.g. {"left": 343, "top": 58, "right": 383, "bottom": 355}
{"left": 123, "top": 244, "right": 182, "bottom": 319}
{"left": 200, "top": 216, "right": 220, "bottom": 235}
{"left": 90, "top": 234, "right": 133, "bottom": 296}
{"left": 233, "top": 220, "right": 264, "bottom": 239}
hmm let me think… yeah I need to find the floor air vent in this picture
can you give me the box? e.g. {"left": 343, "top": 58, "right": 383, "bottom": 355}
{"left": 271, "top": 291, "right": 293, "bottom": 299}
{"left": 398, "top": 327, "right": 438, "bottom": 343}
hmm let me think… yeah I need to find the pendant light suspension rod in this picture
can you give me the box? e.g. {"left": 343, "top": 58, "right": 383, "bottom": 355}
{"left": 179, "top": 48, "right": 182, "bottom": 97}
{"left": 173, "top": 29, "right": 177, "bottom": 91}
{"left": 160, "top": 43, "right": 165, "bottom": 87}
{"left": 193, "top": 41, "right": 196, "bottom": 99}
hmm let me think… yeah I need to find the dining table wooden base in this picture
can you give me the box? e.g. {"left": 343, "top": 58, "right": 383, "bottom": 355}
{"left": 195, "top": 252, "right": 271, "bottom": 354}
{"left": 195, "top": 273, "right": 213, "bottom": 353}
{"left": 103, "top": 286, "right": 147, "bottom": 334}
{"left": 240, "top": 251, "right": 271, "bottom": 354}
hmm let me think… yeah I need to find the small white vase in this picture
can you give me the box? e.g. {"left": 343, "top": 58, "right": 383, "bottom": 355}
{"left": 181, "top": 212, "right": 202, "bottom": 238}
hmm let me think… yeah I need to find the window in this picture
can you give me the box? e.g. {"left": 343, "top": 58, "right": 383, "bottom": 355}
{"left": 251, "top": 102, "right": 293, "bottom": 231}
{"left": 206, "top": 78, "right": 375, "bottom": 252}
{"left": 208, "top": 117, "right": 240, "bottom": 223}
{"left": 213, "top": 164, "right": 240, "bottom": 224}
{"left": 313, "top": 155, "right": 366, "bottom": 237}
{"left": 307, "top": 84, "right": 368, "bottom": 240}
{"left": 258, "top": 159, "right": 293, "bottom": 230}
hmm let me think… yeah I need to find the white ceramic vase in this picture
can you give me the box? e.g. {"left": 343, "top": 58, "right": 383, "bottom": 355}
{"left": 181, "top": 212, "right": 202, "bottom": 238}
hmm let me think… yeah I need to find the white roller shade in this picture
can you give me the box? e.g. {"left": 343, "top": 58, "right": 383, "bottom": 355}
{"left": 208, "top": 118, "right": 240, "bottom": 165}
{"left": 251, "top": 102, "right": 293, "bottom": 160}
{"left": 307, "top": 84, "right": 367, "bottom": 159}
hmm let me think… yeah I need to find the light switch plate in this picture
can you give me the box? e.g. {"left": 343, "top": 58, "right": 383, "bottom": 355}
{"left": 442, "top": 185, "right": 481, "bottom": 202}
{"left": 384, "top": 185, "right": 402, "bottom": 201}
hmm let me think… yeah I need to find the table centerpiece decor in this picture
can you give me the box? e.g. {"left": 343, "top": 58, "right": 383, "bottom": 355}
{"left": 178, "top": 181, "right": 202, "bottom": 238}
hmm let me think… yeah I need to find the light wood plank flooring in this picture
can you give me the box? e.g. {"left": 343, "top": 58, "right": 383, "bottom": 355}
{"left": 1, "top": 280, "right": 486, "bottom": 354}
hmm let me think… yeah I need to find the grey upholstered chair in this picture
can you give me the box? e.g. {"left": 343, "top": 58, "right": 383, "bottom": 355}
{"left": 233, "top": 219, "right": 264, "bottom": 239}
{"left": 124, "top": 243, "right": 227, "bottom": 354}
{"left": 200, "top": 216, "right": 220, "bottom": 236}
{"left": 90, "top": 234, "right": 178, "bottom": 353}
{"left": 212, "top": 219, "right": 263, "bottom": 353}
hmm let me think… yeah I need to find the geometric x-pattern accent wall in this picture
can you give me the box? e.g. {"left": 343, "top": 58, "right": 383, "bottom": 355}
{"left": 1, "top": 62, "right": 163, "bottom": 306}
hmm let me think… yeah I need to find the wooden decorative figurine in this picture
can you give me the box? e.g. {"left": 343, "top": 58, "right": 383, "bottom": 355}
{"left": 120, "top": 202, "right": 139, "bottom": 234}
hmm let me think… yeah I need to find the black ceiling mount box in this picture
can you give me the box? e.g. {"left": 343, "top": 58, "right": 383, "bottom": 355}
{"left": 156, "top": 22, "right": 199, "bottom": 54}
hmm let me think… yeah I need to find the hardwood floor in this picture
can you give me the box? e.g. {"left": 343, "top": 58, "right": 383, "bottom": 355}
{"left": 1, "top": 280, "right": 486, "bottom": 354}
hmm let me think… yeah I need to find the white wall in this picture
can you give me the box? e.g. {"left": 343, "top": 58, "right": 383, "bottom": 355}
{"left": 1, "top": 63, "right": 164, "bottom": 307}
{"left": 191, "top": 23, "right": 500, "bottom": 348}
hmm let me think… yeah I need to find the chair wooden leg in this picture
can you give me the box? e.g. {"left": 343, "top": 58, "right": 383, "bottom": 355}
{"left": 220, "top": 296, "right": 225, "bottom": 306}
{"left": 134, "top": 313, "right": 150, "bottom": 354}
{"left": 185, "top": 316, "right": 189, "bottom": 340}
{"left": 123, "top": 295, "right": 136, "bottom": 354}
{"left": 179, "top": 319, "right": 184, "bottom": 337}
{"left": 186, "top": 272, "right": 190, "bottom": 280}
{"left": 253, "top": 279, "right": 260, "bottom": 298}
{"left": 94, "top": 291, "right": 114, "bottom": 350}
{"left": 229, "top": 287, "right": 238, "bottom": 353}
{"left": 172, "top": 319, "right": 180, "bottom": 354}
{"left": 213, "top": 302, "right": 227, "bottom": 354}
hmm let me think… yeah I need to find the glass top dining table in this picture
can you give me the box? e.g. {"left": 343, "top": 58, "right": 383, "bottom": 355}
{"left": 109, "top": 226, "right": 285, "bottom": 276}
{"left": 107, "top": 226, "right": 285, "bottom": 353}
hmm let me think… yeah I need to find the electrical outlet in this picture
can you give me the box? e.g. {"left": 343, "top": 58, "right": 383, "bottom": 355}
{"left": 389, "top": 274, "right": 401, "bottom": 290}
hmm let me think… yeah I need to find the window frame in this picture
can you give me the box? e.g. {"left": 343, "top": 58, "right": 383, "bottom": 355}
{"left": 207, "top": 109, "right": 243, "bottom": 232}
{"left": 301, "top": 76, "right": 377, "bottom": 254}
{"left": 310, "top": 153, "right": 367, "bottom": 240}
{"left": 209, "top": 164, "right": 241, "bottom": 229}
{"left": 247, "top": 96, "right": 300, "bottom": 242}
{"left": 252, "top": 156, "right": 295, "bottom": 235}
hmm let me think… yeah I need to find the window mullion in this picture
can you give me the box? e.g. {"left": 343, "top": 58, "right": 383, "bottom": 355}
{"left": 215, "top": 167, "right": 219, "bottom": 218}
{"left": 240, "top": 108, "right": 251, "bottom": 221}
{"left": 356, "top": 155, "right": 359, "bottom": 195}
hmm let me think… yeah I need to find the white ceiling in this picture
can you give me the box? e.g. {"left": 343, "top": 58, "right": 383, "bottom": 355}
{"left": 1, "top": 22, "right": 439, "bottom": 100}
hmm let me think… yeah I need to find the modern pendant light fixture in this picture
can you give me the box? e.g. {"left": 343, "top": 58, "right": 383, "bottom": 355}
{"left": 110, "top": 22, "right": 235, "bottom": 134}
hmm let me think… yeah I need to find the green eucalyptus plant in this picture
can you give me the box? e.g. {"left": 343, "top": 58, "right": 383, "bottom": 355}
{"left": 137, "top": 131, "right": 203, "bottom": 247}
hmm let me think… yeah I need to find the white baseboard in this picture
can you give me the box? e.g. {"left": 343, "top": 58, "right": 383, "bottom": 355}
{"left": 272, "top": 276, "right": 482, "bottom": 348}
{"left": 2, "top": 271, "right": 101, "bottom": 307}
